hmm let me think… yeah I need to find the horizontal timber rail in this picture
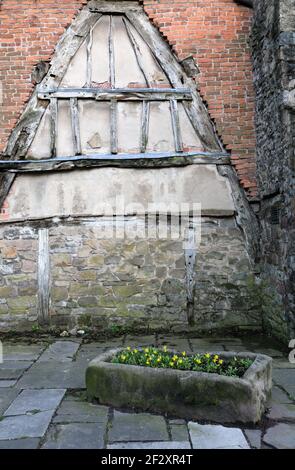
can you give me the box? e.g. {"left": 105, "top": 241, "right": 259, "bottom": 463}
{"left": 0, "top": 152, "right": 230, "bottom": 173}
{"left": 37, "top": 88, "right": 193, "bottom": 101}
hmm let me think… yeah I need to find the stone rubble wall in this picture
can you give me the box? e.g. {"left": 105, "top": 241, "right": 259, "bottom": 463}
{"left": 251, "top": 0, "right": 295, "bottom": 342}
{"left": 0, "top": 217, "right": 261, "bottom": 332}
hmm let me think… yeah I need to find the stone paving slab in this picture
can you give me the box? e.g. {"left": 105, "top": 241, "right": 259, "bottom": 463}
{"left": 157, "top": 337, "right": 191, "bottom": 352}
{"left": 4, "top": 389, "right": 66, "bottom": 416}
{"left": 0, "top": 361, "right": 32, "bottom": 381}
{"left": 53, "top": 399, "right": 109, "bottom": 424}
{"left": 189, "top": 338, "right": 225, "bottom": 353}
{"left": 3, "top": 344, "right": 45, "bottom": 362}
{"left": 125, "top": 335, "right": 156, "bottom": 348}
{"left": 37, "top": 341, "right": 80, "bottom": 362}
{"left": 273, "top": 360, "right": 295, "bottom": 369}
{"left": 170, "top": 423, "right": 190, "bottom": 442}
{"left": 74, "top": 345, "right": 107, "bottom": 366}
{"left": 0, "top": 410, "right": 54, "bottom": 440}
{"left": 41, "top": 423, "right": 105, "bottom": 449}
{"left": 108, "top": 441, "right": 191, "bottom": 449}
{"left": 0, "top": 380, "right": 17, "bottom": 388}
{"left": 188, "top": 423, "right": 250, "bottom": 449}
{"left": 267, "top": 403, "right": 295, "bottom": 421}
{"left": 0, "top": 389, "right": 19, "bottom": 416}
{"left": 0, "top": 361, "right": 33, "bottom": 370}
{"left": 273, "top": 369, "right": 295, "bottom": 397}
{"left": 244, "top": 429, "right": 262, "bottom": 449}
{"left": 0, "top": 368, "right": 29, "bottom": 380}
{"left": 18, "top": 361, "right": 85, "bottom": 390}
{"left": 270, "top": 386, "right": 293, "bottom": 404}
{"left": 109, "top": 411, "right": 169, "bottom": 443}
{"left": 263, "top": 423, "right": 295, "bottom": 449}
{"left": 0, "top": 438, "right": 40, "bottom": 449}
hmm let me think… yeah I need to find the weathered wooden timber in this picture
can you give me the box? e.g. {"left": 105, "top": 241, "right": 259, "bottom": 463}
{"left": 37, "top": 88, "right": 192, "bottom": 101}
{"left": 0, "top": 152, "right": 231, "bottom": 173}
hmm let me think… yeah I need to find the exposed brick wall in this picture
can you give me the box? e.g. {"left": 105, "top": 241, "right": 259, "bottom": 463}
{"left": 0, "top": 0, "right": 257, "bottom": 197}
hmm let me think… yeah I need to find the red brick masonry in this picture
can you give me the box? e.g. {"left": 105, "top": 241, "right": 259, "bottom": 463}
{"left": 0, "top": 0, "right": 257, "bottom": 197}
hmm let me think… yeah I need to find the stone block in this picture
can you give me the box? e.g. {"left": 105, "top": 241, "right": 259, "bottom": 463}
{"left": 109, "top": 411, "right": 169, "bottom": 443}
{"left": 41, "top": 423, "right": 105, "bottom": 449}
{"left": 86, "top": 350, "right": 272, "bottom": 424}
{"left": 188, "top": 423, "right": 249, "bottom": 449}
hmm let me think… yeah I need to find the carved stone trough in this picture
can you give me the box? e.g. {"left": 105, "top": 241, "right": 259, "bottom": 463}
{"left": 86, "top": 349, "right": 272, "bottom": 424}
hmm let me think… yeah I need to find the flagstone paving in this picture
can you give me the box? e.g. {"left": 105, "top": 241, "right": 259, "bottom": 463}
{"left": 0, "top": 334, "right": 294, "bottom": 449}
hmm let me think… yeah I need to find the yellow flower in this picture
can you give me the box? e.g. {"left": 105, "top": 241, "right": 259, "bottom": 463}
{"left": 169, "top": 362, "right": 174, "bottom": 367}
{"left": 178, "top": 359, "right": 183, "bottom": 365}
{"left": 219, "top": 359, "right": 224, "bottom": 365}
{"left": 146, "top": 360, "right": 150, "bottom": 365}
{"left": 182, "top": 351, "right": 186, "bottom": 357}
{"left": 205, "top": 353, "right": 210, "bottom": 359}
{"left": 214, "top": 355, "right": 219, "bottom": 360}
{"left": 172, "top": 355, "right": 178, "bottom": 361}
{"left": 144, "top": 348, "right": 149, "bottom": 353}
{"left": 133, "top": 349, "right": 138, "bottom": 354}
{"left": 195, "top": 359, "right": 202, "bottom": 365}
{"left": 157, "top": 357, "right": 162, "bottom": 363}
{"left": 121, "top": 355, "right": 126, "bottom": 361}
{"left": 163, "top": 346, "right": 168, "bottom": 352}
{"left": 127, "top": 346, "right": 131, "bottom": 351}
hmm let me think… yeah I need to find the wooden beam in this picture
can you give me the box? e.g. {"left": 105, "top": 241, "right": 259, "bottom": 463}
{"left": 110, "top": 99, "right": 118, "bottom": 154}
{"left": 0, "top": 152, "right": 231, "bottom": 173}
{"left": 38, "top": 88, "right": 192, "bottom": 101}
{"left": 109, "top": 15, "right": 115, "bottom": 87}
{"left": 70, "top": 98, "right": 82, "bottom": 156}
{"left": 140, "top": 101, "right": 150, "bottom": 153}
{"left": 86, "top": 27, "right": 93, "bottom": 87}
{"left": 50, "top": 98, "right": 58, "bottom": 158}
{"left": 37, "top": 228, "right": 50, "bottom": 326}
{"left": 170, "top": 99, "right": 183, "bottom": 153}
{"left": 122, "top": 17, "right": 150, "bottom": 87}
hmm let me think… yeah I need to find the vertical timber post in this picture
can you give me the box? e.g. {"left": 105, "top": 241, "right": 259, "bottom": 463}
{"left": 38, "top": 228, "right": 50, "bottom": 325}
{"left": 184, "top": 223, "right": 197, "bottom": 326}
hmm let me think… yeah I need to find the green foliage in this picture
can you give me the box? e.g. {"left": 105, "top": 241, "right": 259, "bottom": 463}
{"left": 77, "top": 313, "right": 92, "bottom": 328}
{"left": 112, "top": 347, "right": 253, "bottom": 378}
{"left": 31, "top": 324, "right": 40, "bottom": 332}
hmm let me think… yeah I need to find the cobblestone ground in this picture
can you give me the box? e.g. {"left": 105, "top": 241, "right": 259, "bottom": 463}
{"left": 0, "top": 335, "right": 294, "bottom": 449}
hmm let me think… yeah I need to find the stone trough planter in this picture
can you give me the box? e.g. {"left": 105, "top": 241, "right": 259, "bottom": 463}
{"left": 86, "top": 349, "right": 272, "bottom": 424}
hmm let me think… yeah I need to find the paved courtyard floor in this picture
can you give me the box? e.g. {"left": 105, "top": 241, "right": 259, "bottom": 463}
{"left": 0, "top": 334, "right": 294, "bottom": 449}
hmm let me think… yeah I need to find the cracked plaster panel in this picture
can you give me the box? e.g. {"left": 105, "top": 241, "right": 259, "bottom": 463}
{"left": 178, "top": 104, "right": 204, "bottom": 151}
{"left": 91, "top": 15, "right": 110, "bottom": 86}
{"left": 56, "top": 101, "right": 74, "bottom": 157}
{"left": 26, "top": 106, "right": 51, "bottom": 160}
{"left": 1, "top": 166, "right": 235, "bottom": 222}
{"left": 61, "top": 39, "right": 88, "bottom": 88}
{"left": 146, "top": 102, "right": 174, "bottom": 152}
{"left": 113, "top": 15, "right": 146, "bottom": 88}
{"left": 117, "top": 102, "right": 141, "bottom": 153}
{"left": 79, "top": 100, "right": 110, "bottom": 154}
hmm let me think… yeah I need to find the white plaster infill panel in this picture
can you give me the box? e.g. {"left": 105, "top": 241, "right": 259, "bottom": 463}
{"left": 1, "top": 166, "right": 235, "bottom": 222}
